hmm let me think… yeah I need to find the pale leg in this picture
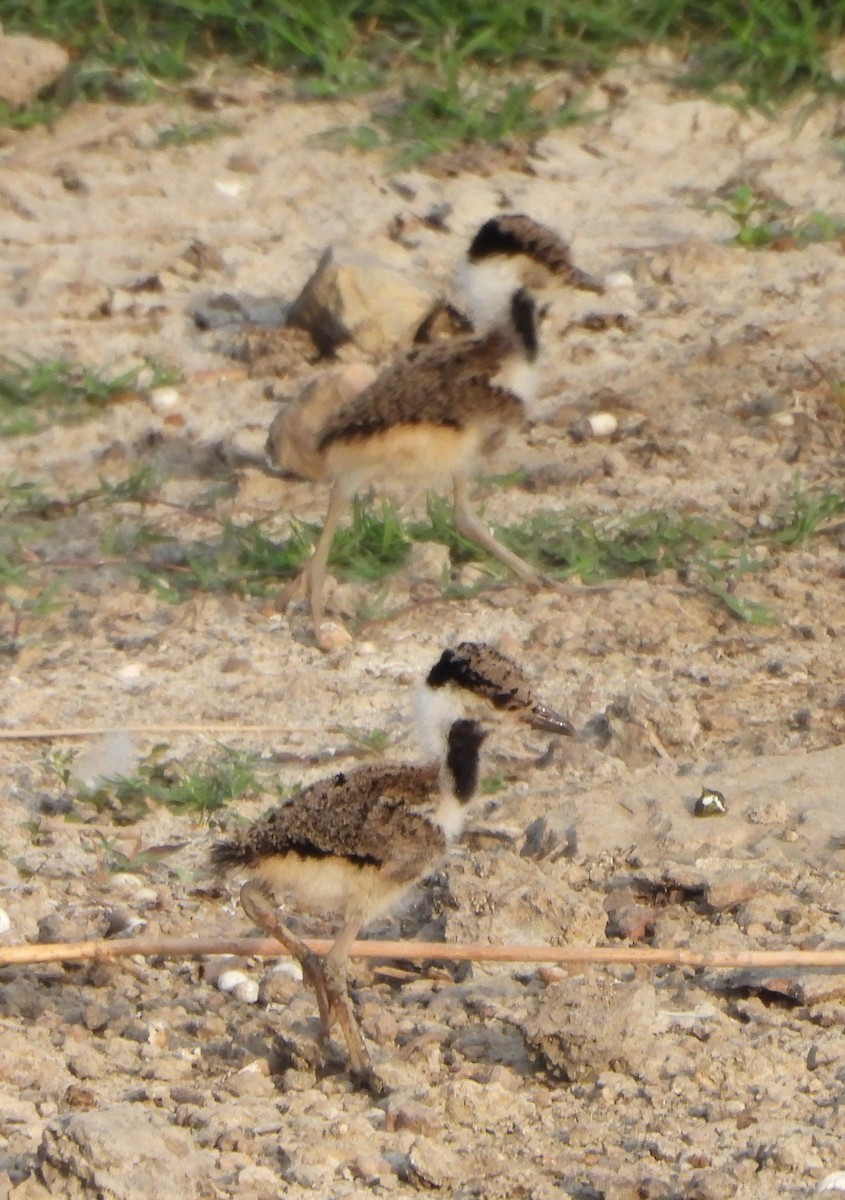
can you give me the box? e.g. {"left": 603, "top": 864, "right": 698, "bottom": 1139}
{"left": 275, "top": 481, "right": 350, "bottom": 650}
{"left": 452, "top": 477, "right": 545, "bottom": 588}
{"left": 323, "top": 920, "right": 384, "bottom": 1093}
{"left": 239, "top": 880, "right": 331, "bottom": 1037}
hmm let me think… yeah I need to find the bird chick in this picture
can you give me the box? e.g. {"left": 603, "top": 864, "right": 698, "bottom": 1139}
{"left": 280, "top": 288, "right": 545, "bottom": 650}
{"left": 211, "top": 717, "right": 487, "bottom": 1092}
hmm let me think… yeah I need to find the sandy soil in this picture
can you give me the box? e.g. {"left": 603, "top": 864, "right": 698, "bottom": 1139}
{"left": 1, "top": 54, "right": 845, "bottom": 1199}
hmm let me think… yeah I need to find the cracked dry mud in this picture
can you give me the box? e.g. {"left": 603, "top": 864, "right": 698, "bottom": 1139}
{"left": 1, "top": 53, "right": 845, "bottom": 1200}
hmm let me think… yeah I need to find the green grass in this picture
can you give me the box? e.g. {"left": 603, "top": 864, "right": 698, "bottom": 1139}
{"left": 78, "top": 744, "right": 268, "bottom": 824}
{"left": 710, "top": 185, "right": 845, "bottom": 249}
{"left": 0, "top": 356, "right": 180, "bottom": 437}
{"left": 5, "top": 477, "right": 844, "bottom": 639}
{"left": 338, "top": 725, "right": 395, "bottom": 756}
{"left": 155, "top": 118, "right": 238, "bottom": 148}
{"left": 3, "top": 2, "right": 844, "bottom": 158}
{"left": 133, "top": 497, "right": 411, "bottom": 601}
{"left": 327, "top": 57, "right": 591, "bottom": 166}
{"left": 765, "top": 483, "right": 845, "bottom": 546}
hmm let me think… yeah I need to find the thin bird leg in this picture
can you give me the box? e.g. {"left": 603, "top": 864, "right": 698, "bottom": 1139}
{"left": 323, "top": 919, "right": 383, "bottom": 1092}
{"left": 238, "top": 881, "right": 331, "bottom": 1037}
{"left": 305, "top": 481, "right": 348, "bottom": 648}
{"left": 276, "top": 481, "right": 348, "bottom": 650}
{"left": 452, "top": 477, "right": 545, "bottom": 589}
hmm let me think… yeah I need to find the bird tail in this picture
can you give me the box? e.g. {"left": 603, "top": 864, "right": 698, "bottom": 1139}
{"left": 209, "top": 837, "right": 253, "bottom": 874}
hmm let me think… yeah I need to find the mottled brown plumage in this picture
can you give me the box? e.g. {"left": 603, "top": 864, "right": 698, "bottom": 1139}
{"left": 212, "top": 762, "right": 445, "bottom": 881}
{"left": 318, "top": 329, "right": 524, "bottom": 453}
{"left": 211, "top": 718, "right": 487, "bottom": 1091}
{"left": 278, "top": 289, "right": 545, "bottom": 650}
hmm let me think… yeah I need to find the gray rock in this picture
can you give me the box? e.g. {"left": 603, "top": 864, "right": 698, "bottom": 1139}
{"left": 38, "top": 1104, "right": 214, "bottom": 1199}
{"left": 404, "top": 1137, "right": 464, "bottom": 1189}
{"left": 525, "top": 978, "right": 658, "bottom": 1082}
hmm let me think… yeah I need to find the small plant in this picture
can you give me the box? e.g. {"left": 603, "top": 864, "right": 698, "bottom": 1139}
{"left": 339, "top": 726, "right": 395, "bottom": 757}
{"left": 0, "top": 356, "right": 180, "bottom": 436}
{"left": 79, "top": 745, "right": 266, "bottom": 824}
{"left": 81, "top": 831, "right": 183, "bottom": 875}
{"left": 155, "top": 119, "right": 238, "bottom": 148}
{"left": 710, "top": 185, "right": 845, "bottom": 250}
{"left": 481, "top": 772, "right": 508, "bottom": 795}
{"left": 43, "top": 746, "right": 78, "bottom": 788}
{"left": 763, "top": 485, "right": 845, "bottom": 547}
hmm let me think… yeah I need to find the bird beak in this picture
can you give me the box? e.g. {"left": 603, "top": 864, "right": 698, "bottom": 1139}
{"left": 528, "top": 704, "right": 576, "bottom": 736}
{"left": 567, "top": 266, "right": 605, "bottom": 295}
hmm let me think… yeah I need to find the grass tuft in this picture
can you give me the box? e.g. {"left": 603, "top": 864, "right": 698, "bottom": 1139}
{"left": 3, "top": 2, "right": 844, "bottom": 142}
{"left": 79, "top": 745, "right": 267, "bottom": 824}
{"left": 134, "top": 498, "right": 411, "bottom": 601}
{"left": 0, "top": 357, "right": 180, "bottom": 437}
{"left": 709, "top": 185, "right": 845, "bottom": 250}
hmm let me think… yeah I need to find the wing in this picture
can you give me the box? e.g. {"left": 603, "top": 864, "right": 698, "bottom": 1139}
{"left": 211, "top": 762, "right": 442, "bottom": 872}
{"left": 317, "top": 330, "right": 523, "bottom": 450}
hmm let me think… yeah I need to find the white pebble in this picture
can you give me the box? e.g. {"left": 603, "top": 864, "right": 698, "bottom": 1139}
{"left": 232, "top": 980, "right": 260, "bottom": 1005}
{"left": 772, "top": 411, "right": 795, "bottom": 428}
{"left": 269, "top": 960, "right": 303, "bottom": 983}
{"left": 217, "top": 968, "right": 250, "bottom": 993}
{"left": 819, "top": 1173, "right": 845, "bottom": 1192}
{"left": 0, "top": 908, "right": 10, "bottom": 935}
{"left": 587, "top": 411, "right": 619, "bottom": 438}
{"left": 215, "top": 179, "right": 246, "bottom": 198}
{"left": 149, "top": 386, "right": 181, "bottom": 413}
{"left": 604, "top": 271, "right": 635, "bottom": 290}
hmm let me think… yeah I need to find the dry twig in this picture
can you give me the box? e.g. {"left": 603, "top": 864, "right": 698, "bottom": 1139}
{"left": 1, "top": 935, "right": 844, "bottom": 971}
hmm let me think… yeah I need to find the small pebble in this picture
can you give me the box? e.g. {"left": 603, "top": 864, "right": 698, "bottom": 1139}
{"left": 819, "top": 1173, "right": 845, "bottom": 1193}
{"left": 217, "top": 969, "right": 250, "bottom": 994}
{"left": 268, "top": 961, "right": 303, "bottom": 983}
{"left": 149, "top": 386, "right": 181, "bottom": 413}
{"left": 318, "top": 621, "right": 353, "bottom": 651}
{"left": 0, "top": 908, "right": 11, "bottom": 935}
{"left": 232, "top": 979, "right": 260, "bottom": 1005}
{"left": 215, "top": 179, "right": 246, "bottom": 198}
{"left": 587, "top": 411, "right": 618, "bottom": 438}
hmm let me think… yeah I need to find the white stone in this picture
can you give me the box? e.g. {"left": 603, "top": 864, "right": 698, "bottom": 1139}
{"left": 0, "top": 908, "right": 10, "bottom": 936}
{"left": 149, "top": 387, "right": 181, "bottom": 413}
{"left": 587, "top": 411, "right": 619, "bottom": 437}
{"left": 604, "top": 271, "right": 635, "bottom": 290}
{"left": 215, "top": 180, "right": 246, "bottom": 198}
{"left": 217, "top": 969, "right": 250, "bottom": 993}
{"left": 819, "top": 1173, "right": 845, "bottom": 1192}
{"left": 232, "top": 979, "right": 260, "bottom": 1004}
{"left": 268, "top": 960, "right": 304, "bottom": 982}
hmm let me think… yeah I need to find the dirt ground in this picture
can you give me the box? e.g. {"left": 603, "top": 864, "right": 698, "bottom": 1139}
{"left": 1, "top": 52, "right": 845, "bottom": 1200}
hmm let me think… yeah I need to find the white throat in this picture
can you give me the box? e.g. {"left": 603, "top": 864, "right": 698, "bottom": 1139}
{"left": 458, "top": 256, "right": 524, "bottom": 331}
{"left": 413, "top": 683, "right": 463, "bottom": 763}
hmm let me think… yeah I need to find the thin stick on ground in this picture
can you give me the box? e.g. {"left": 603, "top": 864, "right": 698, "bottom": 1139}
{"left": 1, "top": 935, "right": 844, "bottom": 971}
{"left": 0, "top": 724, "right": 319, "bottom": 741}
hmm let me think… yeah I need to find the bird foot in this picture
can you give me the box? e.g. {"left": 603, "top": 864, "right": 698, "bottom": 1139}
{"left": 274, "top": 568, "right": 308, "bottom": 613}
{"left": 350, "top": 1063, "right": 389, "bottom": 1097}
